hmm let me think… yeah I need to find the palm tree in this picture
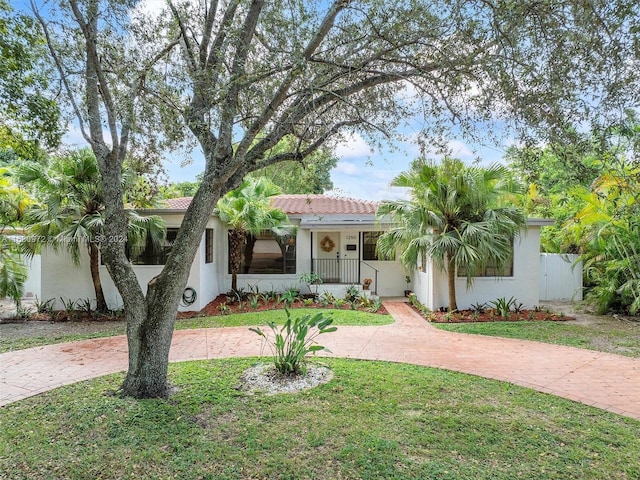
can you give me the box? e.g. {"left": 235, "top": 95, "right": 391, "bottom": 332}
{"left": 16, "top": 149, "right": 165, "bottom": 312}
{"left": 216, "top": 177, "right": 295, "bottom": 292}
{"left": 377, "top": 158, "right": 526, "bottom": 311}
{"left": 0, "top": 167, "right": 30, "bottom": 304}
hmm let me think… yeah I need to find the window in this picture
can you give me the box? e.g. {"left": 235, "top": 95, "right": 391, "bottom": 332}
{"left": 362, "top": 231, "right": 393, "bottom": 261}
{"left": 458, "top": 245, "right": 514, "bottom": 277}
{"left": 128, "top": 228, "right": 178, "bottom": 265}
{"left": 205, "top": 228, "right": 213, "bottom": 264}
{"left": 228, "top": 230, "right": 296, "bottom": 274}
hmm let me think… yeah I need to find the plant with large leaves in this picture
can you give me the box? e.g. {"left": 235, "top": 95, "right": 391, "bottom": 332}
{"left": 565, "top": 167, "right": 640, "bottom": 314}
{"left": 377, "top": 158, "right": 526, "bottom": 311}
{"left": 0, "top": 167, "right": 31, "bottom": 304}
{"left": 16, "top": 149, "right": 165, "bottom": 312}
{"left": 216, "top": 177, "right": 295, "bottom": 292}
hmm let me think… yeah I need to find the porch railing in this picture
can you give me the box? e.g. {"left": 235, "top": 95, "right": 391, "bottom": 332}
{"left": 312, "top": 258, "right": 359, "bottom": 284}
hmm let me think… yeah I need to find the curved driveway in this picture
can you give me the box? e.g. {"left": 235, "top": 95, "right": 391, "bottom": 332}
{"left": 1, "top": 302, "right": 639, "bottom": 420}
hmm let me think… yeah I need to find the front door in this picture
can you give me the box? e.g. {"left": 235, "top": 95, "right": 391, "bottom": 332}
{"left": 339, "top": 232, "right": 359, "bottom": 284}
{"left": 316, "top": 232, "right": 340, "bottom": 283}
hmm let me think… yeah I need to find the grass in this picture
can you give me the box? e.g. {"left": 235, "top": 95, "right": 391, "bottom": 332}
{"left": 0, "top": 309, "right": 391, "bottom": 353}
{"left": 176, "top": 308, "right": 392, "bottom": 329}
{"left": 435, "top": 318, "right": 640, "bottom": 358}
{"left": 1, "top": 358, "right": 638, "bottom": 479}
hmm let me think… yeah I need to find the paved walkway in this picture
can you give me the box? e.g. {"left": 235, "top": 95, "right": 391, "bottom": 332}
{"left": 1, "top": 302, "right": 639, "bottom": 420}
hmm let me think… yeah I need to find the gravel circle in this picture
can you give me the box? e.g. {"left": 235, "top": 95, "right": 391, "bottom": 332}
{"left": 237, "top": 362, "right": 333, "bottom": 395}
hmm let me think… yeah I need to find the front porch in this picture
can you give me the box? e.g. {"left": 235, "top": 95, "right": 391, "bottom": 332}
{"left": 312, "top": 258, "right": 379, "bottom": 293}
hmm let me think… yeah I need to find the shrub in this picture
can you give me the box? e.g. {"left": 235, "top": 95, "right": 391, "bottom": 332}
{"left": 77, "top": 298, "right": 94, "bottom": 316}
{"left": 344, "top": 285, "right": 360, "bottom": 302}
{"left": 59, "top": 297, "right": 78, "bottom": 318}
{"left": 368, "top": 297, "right": 383, "bottom": 313}
{"left": 279, "top": 288, "right": 300, "bottom": 305}
{"left": 470, "top": 302, "right": 487, "bottom": 313}
{"left": 299, "top": 272, "right": 323, "bottom": 297}
{"left": 249, "top": 295, "right": 260, "bottom": 310}
{"left": 318, "top": 291, "right": 335, "bottom": 306}
{"left": 490, "top": 296, "right": 517, "bottom": 319}
{"left": 34, "top": 297, "right": 55, "bottom": 314}
{"left": 13, "top": 304, "right": 34, "bottom": 319}
{"left": 250, "top": 309, "right": 337, "bottom": 375}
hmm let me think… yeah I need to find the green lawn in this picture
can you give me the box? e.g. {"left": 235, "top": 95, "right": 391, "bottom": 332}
{"left": 1, "top": 358, "right": 638, "bottom": 479}
{"left": 434, "top": 318, "right": 640, "bottom": 358}
{"left": 0, "top": 309, "right": 391, "bottom": 353}
{"left": 175, "top": 308, "right": 392, "bottom": 329}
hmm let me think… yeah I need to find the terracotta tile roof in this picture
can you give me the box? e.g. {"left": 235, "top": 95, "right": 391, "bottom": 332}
{"left": 272, "top": 195, "right": 379, "bottom": 215}
{"left": 164, "top": 197, "right": 193, "bottom": 210}
{"left": 162, "top": 194, "right": 379, "bottom": 215}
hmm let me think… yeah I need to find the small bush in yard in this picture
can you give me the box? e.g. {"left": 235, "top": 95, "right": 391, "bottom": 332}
{"left": 250, "top": 308, "right": 337, "bottom": 375}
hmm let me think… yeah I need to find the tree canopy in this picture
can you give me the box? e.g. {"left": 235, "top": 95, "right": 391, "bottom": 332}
{"left": 246, "top": 138, "right": 337, "bottom": 194}
{"left": 0, "top": 167, "right": 30, "bottom": 304}
{"left": 0, "top": 0, "right": 61, "bottom": 148}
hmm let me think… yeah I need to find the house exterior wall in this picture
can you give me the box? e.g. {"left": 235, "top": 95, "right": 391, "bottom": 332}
{"left": 197, "top": 221, "right": 219, "bottom": 310}
{"left": 40, "top": 213, "right": 211, "bottom": 312}
{"left": 37, "top": 209, "right": 550, "bottom": 311}
{"left": 421, "top": 227, "right": 543, "bottom": 310}
{"left": 362, "top": 259, "right": 406, "bottom": 297}
{"left": 40, "top": 247, "right": 97, "bottom": 310}
{"left": 22, "top": 254, "right": 41, "bottom": 300}
{"left": 413, "top": 266, "right": 431, "bottom": 306}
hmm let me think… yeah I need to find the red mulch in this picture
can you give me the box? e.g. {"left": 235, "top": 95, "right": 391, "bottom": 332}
{"left": 178, "top": 294, "right": 388, "bottom": 318}
{"left": 14, "top": 294, "right": 387, "bottom": 323}
{"left": 413, "top": 306, "right": 573, "bottom": 323}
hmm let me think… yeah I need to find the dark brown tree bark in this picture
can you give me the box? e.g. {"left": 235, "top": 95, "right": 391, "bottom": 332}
{"left": 88, "top": 241, "right": 107, "bottom": 312}
{"left": 228, "top": 228, "right": 245, "bottom": 291}
{"left": 447, "top": 254, "right": 458, "bottom": 312}
{"left": 243, "top": 234, "right": 256, "bottom": 274}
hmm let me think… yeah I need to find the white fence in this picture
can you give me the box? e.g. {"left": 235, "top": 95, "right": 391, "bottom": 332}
{"left": 539, "top": 253, "right": 583, "bottom": 301}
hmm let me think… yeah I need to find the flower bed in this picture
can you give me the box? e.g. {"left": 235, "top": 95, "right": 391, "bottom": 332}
{"left": 425, "top": 308, "right": 572, "bottom": 323}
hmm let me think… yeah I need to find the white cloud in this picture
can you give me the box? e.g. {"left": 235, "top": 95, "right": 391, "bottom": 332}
{"left": 333, "top": 161, "right": 360, "bottom": 175}
{"left": 130, "top": 0, "right": 167, "bottom": 20}
{"left": 62, "top": 124, "right": 86, "bottom": 147}
{"left": 446, "top": 140, "right": 474, "bottom": 160}
{"left": 334, "top": 133, "right": 373, "bottom": 159}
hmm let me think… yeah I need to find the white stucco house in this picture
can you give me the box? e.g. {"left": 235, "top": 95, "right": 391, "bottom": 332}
{"left": 33, "top": 194, "right": 553, "bottom": 312}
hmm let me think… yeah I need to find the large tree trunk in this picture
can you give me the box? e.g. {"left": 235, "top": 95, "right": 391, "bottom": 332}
{"left": 89, "top": 241, "right": 107, "bottom": 312}
{"left": 120, "top": 292, "right": 176, "bottom": 398}
{"left": 116, "top": 178, "right": 225, "bottom": 398}
{"left": 447, "top": 254, "right": 458, "bottom": 312}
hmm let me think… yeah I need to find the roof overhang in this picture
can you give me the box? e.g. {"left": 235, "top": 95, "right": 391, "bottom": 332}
{"left": 297, "top": 214, "right": 386, "bottom": 229}
{"left": 526, "top": 217, "right": 555, "bottom": 227}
